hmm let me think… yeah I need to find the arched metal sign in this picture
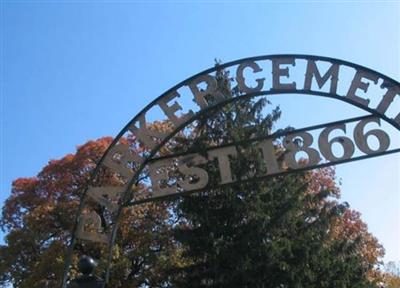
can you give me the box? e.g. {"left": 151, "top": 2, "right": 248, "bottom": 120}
{"left": 61, "top": 55, "right": 400, "bottom": 287}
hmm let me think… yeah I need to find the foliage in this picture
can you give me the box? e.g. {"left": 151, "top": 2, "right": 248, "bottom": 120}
{"left": 384, "top": 275, "right": 400, "bottom": 288}
{"left": 168, "top": 67, "right": 384, "bottom": 287}
{"left": 382, "top": 261, "right": 400, "bottom": 288}
{"left": 0, "top": 137, "right": 178, "bottom": 288}
{"left": 0, "top": 66, "right": 387, "bottom": 287}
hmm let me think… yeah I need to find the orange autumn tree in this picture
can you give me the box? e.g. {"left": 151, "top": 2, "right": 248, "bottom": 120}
{"left": 0, "top": 136, "right": 181, "bottom": 288}
{"left": 307, "top": 168, "right": 385, "bottom": 283}
{"left": 0, "top": 136, "right": 386, "bottom": 287}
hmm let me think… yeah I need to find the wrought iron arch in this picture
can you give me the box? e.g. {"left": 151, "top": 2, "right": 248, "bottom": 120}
{"left": 61, "top": 55, "right": 400, "bottom": 287}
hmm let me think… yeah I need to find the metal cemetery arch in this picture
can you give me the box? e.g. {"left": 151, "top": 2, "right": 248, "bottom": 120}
{"left": 61, "top": 55, "right": 400, "bottom": 287}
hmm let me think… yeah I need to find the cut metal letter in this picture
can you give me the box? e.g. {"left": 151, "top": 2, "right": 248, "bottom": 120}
{"left": 178, "top": 154, "right": 209, "bottom": 191}
{"left": 188, "top": 75, "right": 226, "bottom": 109}
{"left": 346, "top": 70, "right": 379, "bottom": 106}
{"left": 304, "top": 60, "right": 339, "bottom": 94}
{"left": 257, "top": 139, "right": 280, "bottom": 175}
{"left": 149, "top": 158, "right": 176, "bottom": 197}
{"left": 376, "top": 82, "right": 400, "bottom": 115}
{"left": 87, "top": 186, "right": 125, "bottom": 212}
{"left": 236, "top": 61, "right": 265, "bottom": 93}
{"left": 158, "top": 90, "right": 194, "bottom": 127}
{"left": 103, "top": 143, "right": 144, "bottom": 180}
{"left": 128, "top": 113, "right": 168, "bottom": 150}
{"left": 271, "top": 58, "right": 296, "bottom": 90}
{"left": 208, "top": 146, "right": 237, "bottom": 184}
{"left": 76, "top": 211, "right": 108, "bottom": 243}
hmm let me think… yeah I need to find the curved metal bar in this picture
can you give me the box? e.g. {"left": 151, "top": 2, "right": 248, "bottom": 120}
{"left": 145, "top": 114, "right": 376, "bottom": 165}
{"left": 121, "top": 86, "right": 400, "bottom": 206}
{"left": 61, "top": 55, "right": 400, "bottom": 287}
{"left": 103, "top": 90, "right": 400, "bottom": 285}
{"left": 129, "top": 146, "right": 400, "bottom": 208}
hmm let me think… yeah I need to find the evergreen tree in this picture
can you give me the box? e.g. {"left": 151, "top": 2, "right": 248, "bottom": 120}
{"left": 1, "top": 65, "right": 384, "bottom": 287}
{"left": 169, "top": 66, "right": 378, "bottom": 287}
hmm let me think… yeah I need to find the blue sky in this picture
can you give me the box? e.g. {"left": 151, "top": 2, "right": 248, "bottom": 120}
{"left": 1, "top": 1, "right": 399, "bottom": 263}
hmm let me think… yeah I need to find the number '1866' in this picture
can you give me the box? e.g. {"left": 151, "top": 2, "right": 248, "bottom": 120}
{"left": 281, "top": 118, "right": 390, "bottom": 169}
